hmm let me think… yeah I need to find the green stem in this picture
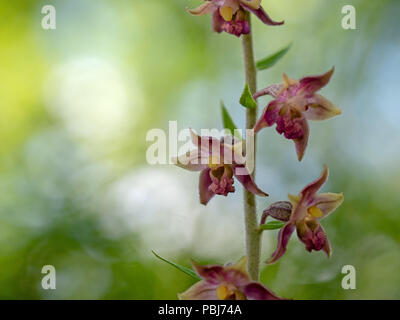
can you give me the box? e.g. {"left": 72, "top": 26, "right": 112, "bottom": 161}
{"left": 241, "top": 12, "right": 261, "bottom": 281}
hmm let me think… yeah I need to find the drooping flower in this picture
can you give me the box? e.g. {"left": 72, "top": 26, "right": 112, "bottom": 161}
{"left": 267, "top": 165, "right": 344, "bottom": 264}
{"left": 173, "top": 130, "right": 267, "bottom": 205}
{"left": 179, "top": 257, "right": 285, "bottom": 300}
{"left": 188, "top": 0, "right": 283, "bottom": 37}
{"left": 253, "top": 68, "right": 342, "bottom": 161}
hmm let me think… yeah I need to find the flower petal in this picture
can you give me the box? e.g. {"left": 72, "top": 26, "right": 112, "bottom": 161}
{"left": 293, "top": 118, "right": 309, "bottom": 161}
{"left": 288, "top": 196, "right": 308, "bottom": 223}
{"left": 299, "top": 67, "right": 335, "bottom": 94}
{"left": 221, "top": 140, "right": 247, "bottom": 166}
{"left": 212, "top": 10, "right": 225, "bottom": 33}
{"left": 173, "top": 150, "right": 208, "bottom": 171}
{"left": 300, "top": 165, "right": 329, "bottom": 202}
{"left": 223, "top": 269, "right": 250, "bottom": 288}
{"left": 223, "top": 257, "right": 250, "bottom": 287}
{"left": 244, "top": 282, "right": 285, "bottom": 300}
{"left": 192, "top": 260, "right": 224, "bottom": 284}
{"left": 304, "top": 94, "right": 342, "bottom": 120}
{"left": 187, "top": 2, "right": 217, "bottom": 16}
{"left": 241, "top": 4, "right": 284, "bottom": 26}
{"left": 266, "top": 222, "right": 295, "bottom": 264}
{"left": 322, "top": 236, "right": 332, "bottom": 257}
{"left": 190, "top": 129, "right": 222, "bottom": 156}
{"left": 178, "top": 280, "right": 218, "bottom": 300}
{"left": 233, "top": 165, "right": 268, "bottom": 197}
{"left": 199, "top": 168, "right": 215, "bottom": 205}
{"left": 311, "top": 192, "right": 344, "bottom": 218}
{"left": 254, "top": 101, "right": 279, "bottom": 133}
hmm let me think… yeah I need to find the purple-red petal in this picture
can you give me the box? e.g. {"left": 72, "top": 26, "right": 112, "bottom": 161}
{"left": 300, "top": 67, "right": 335, "bottom": 95}
{"left": 222, "top": 268, "right": 250, "bottom": 288}
{"left": 192, "top": 260, "right": 224, "bottom": 284}
{"left": 293, "top": 118, "right": 309, "bottom": 161}
{"left": 322, "top": 236, "right": 332, "bottom": 257}
{"left": 254, "top": 101, "right": 279, "bottom": 133}
{"left": 300, "top": 165, "right": 329, "bottom": 203}
{"left": 233, "top": 165, "right": 268, "bottom": 197}
{"left": 199, "top": 168, "right": 215, "bottom": 205}
{"left": 244, "top": 282, "right": 285, "bottom": 300}
{"left": 212, "top": 10, "right": 225, "bottom": 33}
{"left": 266, "top": 222, "right": 295, "bottom": 264}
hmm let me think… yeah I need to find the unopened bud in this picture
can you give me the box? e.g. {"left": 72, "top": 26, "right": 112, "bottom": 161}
{"left": 263, "top": 201, "right": 292, "bottom": 222}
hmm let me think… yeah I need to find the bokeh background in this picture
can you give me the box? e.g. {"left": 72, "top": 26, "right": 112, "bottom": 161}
{"left": 1, "top": 0, "right": 399, "bottom": 299}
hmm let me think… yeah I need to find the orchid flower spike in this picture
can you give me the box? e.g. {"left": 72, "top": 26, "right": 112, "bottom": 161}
{"left": 179, "top": 257, "right": 286, "bottom": 300}
{"left": 267, "top": 165, "right": 344, "bottom": 264}
{"left": 173, "top": 129, "right": 267, "bottom": 205}
{"left": 254, "top": 68, "right": 341, "bottom": 161}
{"left": 188, "top": 0, "right": 283, "bottom": 37}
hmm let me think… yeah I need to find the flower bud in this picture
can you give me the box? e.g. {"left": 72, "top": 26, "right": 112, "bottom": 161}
{"left": 263, "top": 201, "right": 292, "bottom": 222}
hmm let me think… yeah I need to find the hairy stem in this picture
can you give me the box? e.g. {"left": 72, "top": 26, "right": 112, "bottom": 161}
{"left": 241, "top": 12, "right": 261, "bottom": 281}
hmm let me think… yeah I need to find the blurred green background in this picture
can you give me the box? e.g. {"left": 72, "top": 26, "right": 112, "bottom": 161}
{"left": 0, "top": 0, "right": 399, "bottom": 299}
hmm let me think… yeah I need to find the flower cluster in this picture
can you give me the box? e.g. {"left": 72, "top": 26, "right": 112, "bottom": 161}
{"left": 164, "top": 1, "right": 345, "bottom": 301}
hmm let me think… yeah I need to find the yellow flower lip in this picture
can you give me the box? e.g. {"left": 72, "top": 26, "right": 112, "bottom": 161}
{"left": 216, "top": 283, "right": 242, "bottom": 300}
{"left": 308, "top": 206, "right": 323, "bottom": 218}
{"left": 216, "top": 284, "right": 229, "bottom": 300}
{"left": 208, "top": 155, "right": 221, "bottom": 169}
{"left": 220, "top": 6, "right": 233, "bottom": 21}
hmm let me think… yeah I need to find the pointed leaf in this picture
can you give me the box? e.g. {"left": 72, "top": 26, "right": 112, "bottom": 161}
{"left": 259, "top": 221, "right": 286, "bottom": 231}
{"left": 256, "top": 43, "right": 292, "bottom": 71}
{"left": 152, "top": 251, "right": 201, "bottom": 280}
{"left": 221, "top": 101, "right": 242, "bottom": 140}
{"left": 240, "top": 83, "right": 257, "bottom": 109}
